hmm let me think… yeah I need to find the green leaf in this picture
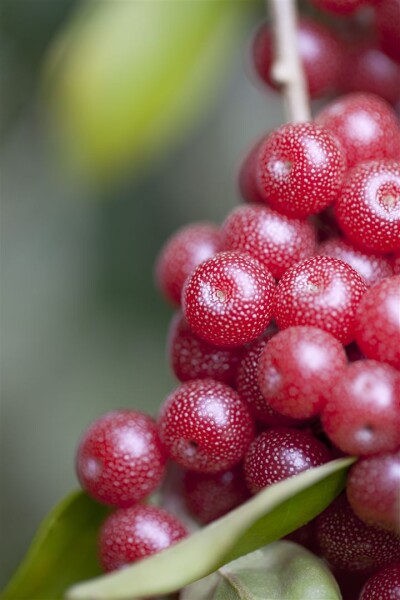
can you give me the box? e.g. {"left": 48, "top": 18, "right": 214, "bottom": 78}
{"left": 67, "top": 457, "right": 353, "bottom": 600}
{"left": 1, "top": 491, "right": 109, "bottom": 600}
{"left": 182, "top": 541, "right": 341, "bottom": 600}
{"left": 44, "top": 0, "right": 249, "bottom": 182}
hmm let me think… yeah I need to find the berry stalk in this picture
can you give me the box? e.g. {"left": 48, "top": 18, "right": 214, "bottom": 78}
{"left": 268, "top": 0, "right": 311, "bottom": 122}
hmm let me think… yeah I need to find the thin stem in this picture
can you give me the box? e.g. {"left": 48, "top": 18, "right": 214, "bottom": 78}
{"left": 268, "top": 0, "right": 311, "bottom": 123}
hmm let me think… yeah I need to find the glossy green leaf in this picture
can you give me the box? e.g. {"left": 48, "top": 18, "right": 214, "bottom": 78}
{"left": 44, "top": 0, "right": 248, "bottom": 182}
{"left": 181, "top": 541, "right": 341, "bottom": 600}
{"left": 67, "top": 457, "right": 353, "bottom": 600}
{"left": 1, "top": 491, "right": 109, "bottom": 600}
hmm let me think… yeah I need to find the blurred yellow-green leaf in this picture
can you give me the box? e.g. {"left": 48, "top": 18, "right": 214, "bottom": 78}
{"left": 44, "top": 0, "right": 250, "bottom": 182}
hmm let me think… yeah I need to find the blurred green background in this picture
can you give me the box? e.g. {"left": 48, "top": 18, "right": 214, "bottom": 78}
{"left": 1, "top": 0, "right": 284, "bottom": 587}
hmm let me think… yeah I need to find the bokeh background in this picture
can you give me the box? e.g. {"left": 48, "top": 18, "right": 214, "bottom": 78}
{"left": 0, "top": 0, "right": 284, "bottom": 586}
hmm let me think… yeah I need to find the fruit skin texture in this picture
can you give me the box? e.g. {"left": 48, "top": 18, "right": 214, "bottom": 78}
{"left": 354, "top": 275, "right": 400, "bottom": 369}
{"left": 158, "top": 379, "right": 255, "bottom": 473}
{"left": 99, "top": 505, "right": 187, "bottom": 572}
{"left": 273, "top": 256, "right": 367, "bottom": 345}
{"left": 376, "top": 0, "right": 400, "bottom": 63}
{"left": 76, "top": 411, "right": 167, "bottom": 508}
{"left": 347, "top": 451, "right": 400, "bottom": 532}
{"left": 244, "top": 428, "right": 331, "bottom": 494}
{"left": 155, "top": 222, "right": 221, "bottom": 306}
{"left": 257, "top": 326, "right": 347, "bottom": 420}
{"left": 256, "top": 123, "right": 346, "bottom": 218}
{"left": 168, "top": 313, "right": 242, "bottom": 386}
{"left": 221, "top": 204, "right": 316, "bottom": 280}
{"left": 182, "top": 466, "right": 250, "bottom": 524}
{"left": 335, "top": 160, "right": 400, "bottom": 254}
{"left": 182, "top": 251, "right": 275, "bottom": 348}
{"left": 316, "top": 93, "right": 400, "bottom": 168}
{"left": 318, "top": 237, "right": 393, "bottom": 287}
{"left": 359, "top": 563, "right": 400, "bottom": 600}
{"left": 321, "top": 360, "right": 400, "bottom": 456}
{"left": 316, "top": 495, "right": 400, "bottom": 573}
{"left": 252, "top": 19, "right": 342, "bottom": 98}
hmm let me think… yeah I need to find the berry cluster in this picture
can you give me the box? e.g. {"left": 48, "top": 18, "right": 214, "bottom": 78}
{"left": 74, "top": 5, "right": 400, "bottom": 598}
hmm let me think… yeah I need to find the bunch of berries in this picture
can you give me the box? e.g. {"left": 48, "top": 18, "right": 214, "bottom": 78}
{"left": 75, "top": 1, "right": 400, "bottom": 597}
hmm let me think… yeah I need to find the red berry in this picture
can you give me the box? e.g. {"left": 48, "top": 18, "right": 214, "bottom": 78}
{"left": 347, "top": 451, "right": 400, "bottom": 531}
{"left": 76, "top": 411, "right": 167, "bottom": 508}
{"left": 340, "top": 43, "right": 400, "bottom": 105}
{"left": 321, "top": 360, "right": 400, "bottom": 456}
{"left": 360, "top": 563, "right": 400, "bottom": 600}
{"left": 335, "top": 160, "right": 400, "bottom": 254}
{"left": 253, "top": 19, "right": 342, "bottom": 98}
{"left": 257, "top": 326, "right": 347, "bottom": 420}
{"left": 310, "top": 0, "right": 374, "bottom": 15}
{"left": 318, "top": 237, "right": 393, "bottom": 287}
{"left": 182, "top": 465, "right": 250, "bottom": 524}
{"left": 376, "top": 0, "right": 400, "bottom": 64}
{"left": 316, "top": 495, "right": 400, "bottom": 573}
{"left": 257, "top": 123, "right": 346, "bottom": 218}
{"left": 244, "top": 428, "right": 331, "bottom": 494}
{"left": 183, "top": 251, "right": 275, "bottom": 348}
{"left": 221, "top": 204, "right": 316, "bottom": 280}
{"left": 273, "top": 256, "right": 367, "bottom": 345}
{"left": 168, "top": 313, "right": 242, "bottom": 386}
{"left": 236, "top": 337, "right": 302, "bottom": 427}
{"left": 155, "top": 223, "right": 221, "bottom": 306}
{"left": 316, "top": 93, "right": 400, "bottom": 168}
{"left": 99, "top": 505, "right": 187, "bottom": 572}
{"left": 238, "top": 139, "right": 265, "bottom": 204}
{"left": 158, "top": 379, "right": 255, "bottom": 473}
{"left": 354, "top": 275, "right": 400, "bottom": 369}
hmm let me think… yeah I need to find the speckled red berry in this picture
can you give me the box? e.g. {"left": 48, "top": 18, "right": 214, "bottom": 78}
{"left": 99, "top": 505, "right": 187, "bottom": 572}
{"left": 376, "top": 0, "right": 400, "bottom": 63}
{"left": 258, "top": 326, "right": 347, "bottom": 420}
{"left": 321, "top": 360, "right": 400, "bottom": 456}
{"left": 336, "top": 160, "right": 400, "bottom": 254}
{"left": 354, "top": 275, "right": 400, "bottom": 369}
{"left": 360, "top": 563, "right": 400, "bottom": 600}
{"left": 76, "top": 411, "right": 167, "bottom": 508}
{"left": 244, "top": 428, "right": 331, "bottom": 494}
{"left": 155, "top": 222, "right": 221, "bottom": 306}
{"left": 316, "top": 93, "right": 400, "bottom": 168}
{"left": 273, "top": 256, "right": 367, "bottom": 345}
{"left": 221, "top": 204, "right": 316, "bottom": 280}
{"left": 256, "top": 123, "right": 346, "bottom": 218}
{"left": 316, "top": 495, "right": 400, "bottom": 573}
{"left": 158, "top": 379, "right": 255, "bottom": 473}
{"left": 183, "top": 251, "right": 275, "bottom": 348}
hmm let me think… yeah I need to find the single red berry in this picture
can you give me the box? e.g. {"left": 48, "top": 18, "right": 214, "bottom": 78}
{"left": 257, "top": 326, "right": 347, "bottom": 420}
{"left": 155, "top": 223, "right": 221, "bottom": 306}
{"left": 244, "top": 428, "right": 331, "bottom": 494}
{"left": 321, "top": 360, "right": 400, "bottom": 456}
{"left": 335, "top": 160, "right": 400, "bottom": 254}
{"left": 256, "top": 123, "right": 346, "bottom": 218}
{"left": 238, "top": 138, "right": 265, "bottom": 204}
{"left": 221, "top": 204, "right": 316, "bottom": 280}
{"left": 182, "top": 465, "right": 250, "bottom": 524}
{"left": 76, "top": 411, "right": 167, "bottom": 508}
{"left": 354, "top": 275, "right": 400, "bottom": 369}
{"left": 376, "top": 0, "right": 400, "bottom": 64}
{"left": 347, "top": 451, "right": 400, "bottom": 531}
{"left": 310, "top": 0, "right": 374, "bottom": 15}
{"left": 158, "top": 379, "right": 255, "bottom": 473}
{"left": 168, "top": 313, "right": 242, "bottom": 386}
{"left": 316, "top": 495, "right": 400, "bottom": 573}
{"left": 318, "top": 237, "right": 393, "bottom": 287}
{"left": 340, "top": 42, "right": 400, "bottom": 105}
{"left": 316, "top": 93, "right": 400, "bottom": 168}
{"left": 236, "top": 337, "right": 302, "bottom": 427}
{"left": 253, "top": 19, "right": 343, "bottom": 98}
{"left": 273, "top": 256, "right": 367, "bottom": 345}
{"left": 360, "top": 563, "right": 400, "bottom": 600}
{"left": 182, "top": 251, "right": 275, "bottom": 348}
{"left": 99, "top": 505, "right": 187, "bottom": 572}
